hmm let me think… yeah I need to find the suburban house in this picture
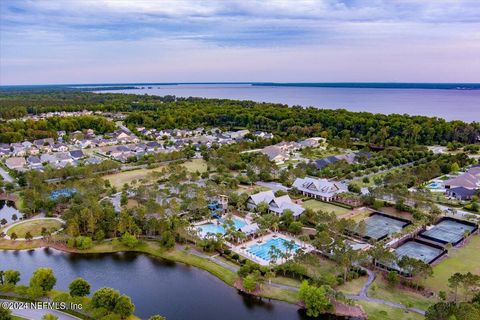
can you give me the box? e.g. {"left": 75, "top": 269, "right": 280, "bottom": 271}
{"left": 40, "top": 153, "right": 58, "bottom": 165}
{"left": 247, "top": 190, "right": 305, "bottom": 218}
{"left": 69, "top": 149, "right": 85, "bottom": 160}
{"left": 292, "top": 177, "right": 346, "bottom": 201}
{"left": 52, "top": 143, "right": 69, "bottom": 152}
{"left": 260, "top": 146, "right": 289, "bottom": 164}
{"left": 444, "top": 166, "right": 480, "bottom": 200}
{"left": 27, "top": 156, "right": 42, "bottom": 169}
{"left": 314, "top": 152, "right": 371, "bottom": 169}
{"left": 275, "top": 141, "right": 302, "bottom": 153}
{"left": 298, "top": 137, "right": 325, "bottom": 148}
{"left": 226, "top": 129, "right": 250, "bottom": 140}
{"left": 446, "top": 187, "right": 477, "bottom": 201}
{"left": 253, "top": 131, "right": 274, "bottom": 139}
{"left": 5, "top": 157, "right": 26, "bottom": 170}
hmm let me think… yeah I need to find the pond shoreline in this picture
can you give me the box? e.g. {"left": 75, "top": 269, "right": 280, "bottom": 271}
{"left": 0, "top": 239, "right": 296, "bottom": 302}
{"left": 0, "top": 239, "right": 366, "bottom": 319}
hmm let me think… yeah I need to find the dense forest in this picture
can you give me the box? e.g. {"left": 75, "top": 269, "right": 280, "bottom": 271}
{"left": 0, "top": 115, "right": 116, "bottom": 143}
{"left": 0, "top": 89, "right": 478, "bottom": 146}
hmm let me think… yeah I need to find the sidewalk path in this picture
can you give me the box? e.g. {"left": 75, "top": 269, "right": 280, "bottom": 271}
{"left": 175, "top": 244, "right": 426, "bottom": 315}
{"left": 1, "top": 217, "right": 65, "bottom": 241}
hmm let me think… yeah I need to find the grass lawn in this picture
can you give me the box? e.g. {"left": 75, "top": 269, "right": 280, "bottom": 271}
{"left": 125, "top": 199, "right": 139, "bottom": 209}
{"left": 271, "top": 276, "right": 302, "bottom": 288}
{"left": 300, "top": 147, "right": 344, "bottom": 160}
{"left": 336, "top": 276, "right": 368, "bottom": 295}
{"left": 368, "top": 278, "right": 434, "bottom": 311}
{"left": 350, "top": 207, "right": 374, "bottom": 222}
{"left": 6, "top": 219, "right": 63, "bottom": 238}
{"left": 296, "top": 253, "right": 340, "bottom": 279}
{"left": 357, "top": 301, "right": 424, "bottom": 320}
{"left": 260, "top": 286, "right": 299, "bottom": 304}
{"left": 103, "top": 167, "right": 166, "bottom": 187}
{"left": 182, "top": 158, "right": 208, "bottom": 173}
{"left": 302, "top": 199, "right": 351, "bottom": 216}
{"left": 425, "top": 235, "right": 480, "bottom": 295}
{"left": 0, "top": 239, "right": 45, "bottom": 250}
{"left": 103, "top": 159, "right": 207, "bottom": 187}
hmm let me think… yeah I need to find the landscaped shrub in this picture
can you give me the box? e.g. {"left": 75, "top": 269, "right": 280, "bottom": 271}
{"left": 74, "top": 236, "right": 93, "bottom": 250}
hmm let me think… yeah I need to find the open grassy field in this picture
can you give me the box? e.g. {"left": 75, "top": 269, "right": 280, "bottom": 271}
{"left": 6, "top": 219, "right": 63, "bottom": 238}
{"left": 368, "top": 278, "right": 435, "bottom": 311}
{"left": 125, "top": 199, "right": 139, "bottom": 209}
{"left": 357, "top": 301, "right": 424, "bottom": 320}
{"left": 296, "top": 253, "right": 340, "bottom": 279}
{"left": 336, "top": 276, "right": 368, "bottom": 295}
{"left": 103, "top": 159, "right": 207, "bottom": 187}
{"left": 425, "top": 235, "right": 480, "bottom": 295}
{"left": 302, "top": 199, "right": 351, "bottom": 216}
{"left": 300, "top": 147, "right": 345, "bottom": 160}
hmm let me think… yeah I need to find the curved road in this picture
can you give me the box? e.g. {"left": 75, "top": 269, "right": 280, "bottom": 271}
{"left": 0, "top": 299, "right": 80, "bottom": 320}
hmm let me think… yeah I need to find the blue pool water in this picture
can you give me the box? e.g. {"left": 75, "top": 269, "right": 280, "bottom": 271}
{"left": 427, "top": 182, "right": 443, "bottom": 189}
{"left": 197, "top": 217, "right": 247, "bottom": 237}
{"left": 246, "top": 237, "right": 300, "bottom": 262}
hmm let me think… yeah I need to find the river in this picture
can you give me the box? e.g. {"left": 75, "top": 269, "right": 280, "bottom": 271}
{"left": 99, "top": 84, "right": 480, "bottom": 122}
{"left": 0, "top": 248, "right": 351, "bottom": 320}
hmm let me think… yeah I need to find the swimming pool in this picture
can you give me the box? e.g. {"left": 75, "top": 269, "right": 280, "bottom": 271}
{"left": 196, "top": 217, "right": 247, "bottom": 238}
{"left": 246, "top": 237, "right": 300, "bottom": 262}
{"left": 426, "top": 182, "right": 443, "bottom": 190}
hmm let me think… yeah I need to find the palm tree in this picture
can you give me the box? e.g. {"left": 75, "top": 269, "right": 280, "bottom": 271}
{"left": 268, "top": 245, "right": 279, "bottom": 265}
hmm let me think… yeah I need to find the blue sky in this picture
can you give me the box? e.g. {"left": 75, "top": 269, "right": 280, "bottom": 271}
{"left": 1, "top": 0, "right": 479, "bottom": 85}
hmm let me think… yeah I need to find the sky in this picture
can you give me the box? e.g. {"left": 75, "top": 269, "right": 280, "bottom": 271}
{"left": 1, "top": 0, "right": 480, "bottom": 85}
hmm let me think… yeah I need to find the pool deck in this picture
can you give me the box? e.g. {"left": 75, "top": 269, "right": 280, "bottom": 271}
{"left": 191, "top": 214, "right": 251, "bottom": 239}
{"left": 232, "top": 232, "right": 314, "bottom": 266}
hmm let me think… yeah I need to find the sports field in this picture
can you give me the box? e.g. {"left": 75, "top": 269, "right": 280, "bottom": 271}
{"left": 352, "top": 213, "right": 408, "bottom": 240}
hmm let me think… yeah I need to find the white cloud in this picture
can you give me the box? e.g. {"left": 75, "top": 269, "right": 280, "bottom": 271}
{"left": 1, "top": 0, "right": 479, "bottom": 84}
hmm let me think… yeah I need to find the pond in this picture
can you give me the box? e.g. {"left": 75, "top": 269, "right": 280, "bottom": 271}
{"left": 0, "top": 200, "right": 22, "bottom": 225}
{"left": 0, "top": 248, "right": 359, "bottom": 320}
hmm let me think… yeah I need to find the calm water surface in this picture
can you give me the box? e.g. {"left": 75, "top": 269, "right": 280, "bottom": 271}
{"left": 0, "top": 248, "right": 323, "bottom": 320}
{"left": 100, "top": 84, "right": 480, "bottom": 122}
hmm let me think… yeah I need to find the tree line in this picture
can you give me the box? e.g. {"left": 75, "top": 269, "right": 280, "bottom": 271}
{"left": 1, "top": 90, "right": 479, "bottom": 145}
{"left": 0, "top": 115, "right": 116, "bottom": 143}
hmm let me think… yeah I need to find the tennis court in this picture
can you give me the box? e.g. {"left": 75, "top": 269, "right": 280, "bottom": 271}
{"left": 352, "top": 213, "right": 410, "bottom": 241}
{"left": 420, "top": 218, "right": 477, "bottom": 245}
{"left": 395, "top": 240, "right": 444, "bottom": 264}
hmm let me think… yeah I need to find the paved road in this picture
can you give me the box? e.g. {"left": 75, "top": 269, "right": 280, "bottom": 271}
{"left": 438, "top": 204, "right": 479, "bottom": 220}
{"left": 0, "top": 166, "right": 14, "bottom": 183}
{"left": 0, "top": 299, "right": 81, "bottom": 320}
{"left": 2, "top": 217, "right": 65, "bottom": 240}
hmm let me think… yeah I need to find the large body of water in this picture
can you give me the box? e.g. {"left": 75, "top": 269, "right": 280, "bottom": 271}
{"left": 100, "top": 84, "right": 480, "bottom": 122}
{"left": 1, "top": 249, "right": 337, "bottom": 320}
